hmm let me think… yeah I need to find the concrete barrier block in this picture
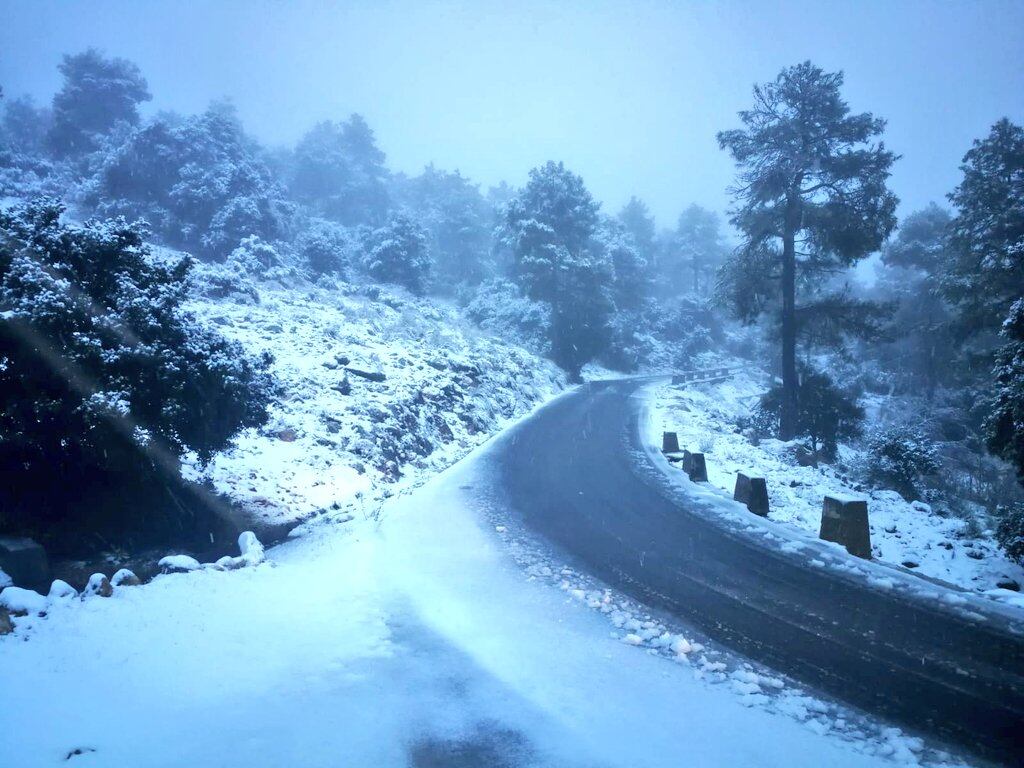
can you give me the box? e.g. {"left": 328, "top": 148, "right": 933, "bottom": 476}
{"left": 734, "top": 473, "right": 769, "bottom": 516}
{"left": 820, "top": 495, "right": 871, "bottom": 559}
{"left": 662, "top": 431, "right": 680, "bottom": 453}
{"left": 682, "top": 450, "right": 708, "bottom": 482}
{"left": 0, "top": 537, "right": 50, "bottom": 593}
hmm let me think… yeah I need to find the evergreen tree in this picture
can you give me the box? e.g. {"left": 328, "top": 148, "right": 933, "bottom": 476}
{"left": 987, "top": 299, "right": 1024, "bottom": 480}
{"left": 674, "top": 204, "right": 727, "bottom": 297}
{"left": 501, "top": 161, "right": 612, "bottom": 379}
{"left": 363, "top": 212, "right": 431, "bottom": 294}
{"left": 718, "top": 62, "right": 898, "bottom": 439}
{"left": 396, "top": 165, "right": 492, "bottom": 289}
{"left": 877, "top": 204, "right": 956, "bottom": 397}
{"left": 597, "top": 218, "right": 649, "bottom": 310}
{"left": 758, "top": 366, "right": 863, "bottom": 459}
{"left": 90, "top": 102, "right": 284, "bottom": 260}
{"left": 291, "top": 114, "right": 389, "bottom": 226}
{"left": 618, "top": 196, "right": 656, "bottom": 266}
{"left": 945, "top": 118, "right": 1024, "bottom": 337}
{"left": 47, "top": 49, "right": 151, "bottom": 158}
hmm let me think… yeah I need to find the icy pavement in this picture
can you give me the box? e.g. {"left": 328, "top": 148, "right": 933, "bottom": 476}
{"left": 0, "top": 406, "right": 971, "bottom": 768}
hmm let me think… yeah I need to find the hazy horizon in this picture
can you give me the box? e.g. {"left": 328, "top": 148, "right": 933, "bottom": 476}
{"left": 2, "top": 0, "right": 1023, "bottom": 229}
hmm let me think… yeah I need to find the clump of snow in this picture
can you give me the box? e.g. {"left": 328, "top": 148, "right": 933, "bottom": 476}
{"left": 158, "top": 555, "right": 202, "bottom": 574}
{"left": 0, "top": 586, "right": 48, "bottom": 616}
{"left": 237, "top": 531, "right": 265, "bottom": 566}
{"left": 47, "top": 580, "right": 78, "bottom": 601}
{"left": 648, "top": 372, "right": 1024, "bottom": 599}
{"left": 0, "top": 567, "right": 11, "bottom": 589}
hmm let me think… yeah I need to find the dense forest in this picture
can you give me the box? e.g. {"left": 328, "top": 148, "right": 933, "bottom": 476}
{"left": 1, "top": 49, "right": 1023, "bottom": 568}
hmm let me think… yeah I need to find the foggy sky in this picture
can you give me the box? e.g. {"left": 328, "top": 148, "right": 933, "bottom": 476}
{"left": 2, "top": 0, "right": 1023, "bottom": 230}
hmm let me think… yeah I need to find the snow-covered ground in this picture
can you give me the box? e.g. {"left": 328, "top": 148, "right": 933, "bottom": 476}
{"left": 181, "top": 277, "right": 566, "bottom": 531}
{"left": 0, "top": 403, "right": 961, "bottom": 768}
{"left": 648, "top": 372, "right": 1024, "bottom": 608}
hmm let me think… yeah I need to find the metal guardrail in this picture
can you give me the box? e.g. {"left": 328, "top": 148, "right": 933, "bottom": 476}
{"left": 670, "top": 366, "right": 739, "bottom": 385}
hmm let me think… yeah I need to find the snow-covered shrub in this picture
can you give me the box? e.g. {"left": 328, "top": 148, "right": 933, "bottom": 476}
{"left": 226, "top": 235, "right": 283, "bottom": 278}
{"left": 995, "top": 504, "right": 1024, "bottom": 565}
{"left": 294, "top": 219, "right": 353, "bottom": 277}
{"left": 464, "top": 278, "right": 551, "bottom": 355}
{"left": 602, "top": 310, "right": 655, "bottom": 372}
{"left": 87, "top": 103, "right": 285, "bottom": 261}
{"left": 759, "top": 368, "right": 863, "bottom": 459}
{"left": 0, "top": 200, "right": 274, "bottom": 543}
{"left": 188, "top": 258, "right": 260, "bottom": 304}
{"left": 864, "top": 424, "right": 940, "bottom": 500}
{"left": 362, "top": 212, "right": 431, "bottom": 295}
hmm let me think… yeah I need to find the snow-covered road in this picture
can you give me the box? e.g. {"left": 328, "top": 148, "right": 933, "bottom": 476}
{"left": 0, "top": 400, "right": 902, "bottom": 768}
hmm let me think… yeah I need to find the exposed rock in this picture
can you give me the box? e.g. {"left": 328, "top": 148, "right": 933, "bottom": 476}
{"left": 277, "top": 428, "right": 298, "bottom": 442}
{"left": 346, "top": 367, "right": 386, "bottom": 383}
{"left": 996, "top": 580, "right": 1020, "bottom": 592}
{"left": 901, "top": 561, "right": 919, "bottom": 569}
{"left": 158, "top": 555, "right": 202, "bottom": 574}
{"left": 0, "top": 606, "right": 13, "bottom": 635}
{"left": 333, "top": 374, "right": 352, "bottom": 396}
{"left": 84, "top": 573, "right": 113, "bottom": 598}
{"left": 111, "top": 569, "right": 141, "bottom": 587}
{"left": 0, "top": 537, "right": 50, "bottom": 593}
{"left": 47, "top": 579, "right": 79, "bottom": 600}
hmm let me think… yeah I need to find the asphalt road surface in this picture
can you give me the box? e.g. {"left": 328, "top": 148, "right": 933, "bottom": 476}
{"left": 494, "top": 378, "right": 1024, "bottom": 766}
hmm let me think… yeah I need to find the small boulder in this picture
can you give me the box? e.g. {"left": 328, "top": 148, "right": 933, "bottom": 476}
{"left": 277, "top": 429, "right": 297, "bottom": 443}
{"left": 345, "top": 367, "right": 386, "bottom": 383}
{"left": 47, "top": 579, "right": 79, "bottom": 601}
{"left": 901, "top": 561, "right": 919, "bottom": 569}
{"left": 83, "top": 574, "right": 113, "bottom": 598}
{"left": 0, "top": 606, "right": 13, "bottom": 635}
{"left": 158, "top": 555, "right": 202, "bottom": 574}
{"left": 996, "top": 580, "right": 1020, "bottom": 592}
{"left": 214, "top": 555, "right": 245, "bottom": 571}
{"left": 0, "top": 586, "right": 48, "bottom": 616}
{"left": 111, "top": 569, "right": 141, "bottom": 588}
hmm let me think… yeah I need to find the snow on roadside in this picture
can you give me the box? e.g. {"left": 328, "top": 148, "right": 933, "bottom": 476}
{"left": 0, "top": 410, "right": 960, "bottom": 768}
{"left": 181, "top": 280, "right": 566, "bottom": 530}
{"left": 647, "top": 372, "right": 1024, "bottom": 602}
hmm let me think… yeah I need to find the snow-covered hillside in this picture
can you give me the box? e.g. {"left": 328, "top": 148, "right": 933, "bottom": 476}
{"left": 180, "top": 273, "right": 566, "bottom": 532}
{"left": 648, "top": 374, "right": 1024, "bottom": 605}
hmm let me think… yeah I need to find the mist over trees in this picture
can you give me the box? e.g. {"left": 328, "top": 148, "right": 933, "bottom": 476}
{"left": 0, "top": 47, "right": 1022, "bottom": 562}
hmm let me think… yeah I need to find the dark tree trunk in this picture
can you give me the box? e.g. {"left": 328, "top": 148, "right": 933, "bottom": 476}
{"left": 780, "top": 197, "right": 799, "bottom": 441}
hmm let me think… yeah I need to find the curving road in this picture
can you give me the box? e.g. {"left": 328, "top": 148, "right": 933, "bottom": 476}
{"left": 493, "top": 378, "right": 1024, "bottom": 766}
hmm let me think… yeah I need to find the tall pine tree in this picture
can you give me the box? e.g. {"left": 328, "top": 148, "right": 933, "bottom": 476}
{"left": 717, "top": 62, "right": 897, "bottom": 439}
